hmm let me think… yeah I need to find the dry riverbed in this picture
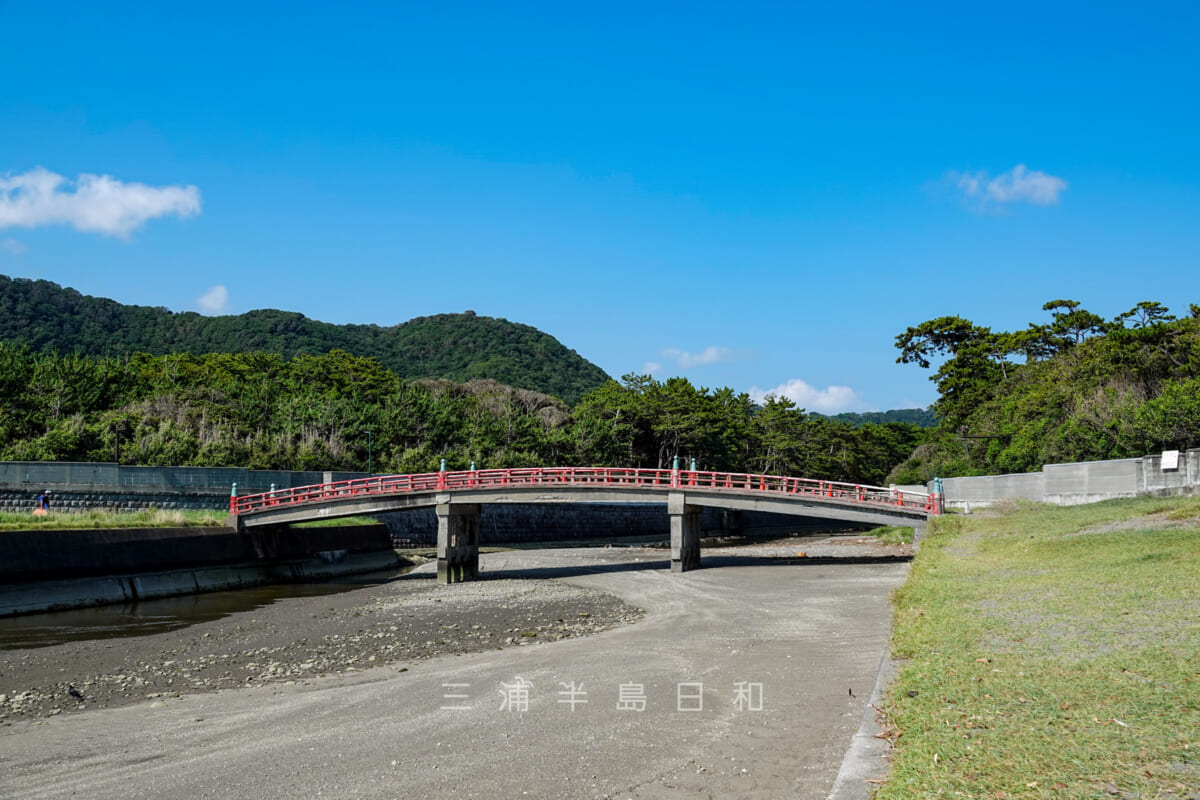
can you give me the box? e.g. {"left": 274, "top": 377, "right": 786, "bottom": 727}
{"left": 0, "top": 570, "right": 643, "bottom": 723}
{"left": 0, "top": 533, "right": 907, "bottom": 727}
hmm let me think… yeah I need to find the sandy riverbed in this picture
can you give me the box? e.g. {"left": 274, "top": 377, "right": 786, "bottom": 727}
{"left": 0, "top": 535, "right": 908, "bottom": 800}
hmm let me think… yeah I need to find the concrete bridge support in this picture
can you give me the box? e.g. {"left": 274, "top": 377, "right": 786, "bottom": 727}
{"left": 669, "top": 493, "right": 701, "bottom": 573}
{"left": 437, "top": 502, "right": 480, "bottom": 584}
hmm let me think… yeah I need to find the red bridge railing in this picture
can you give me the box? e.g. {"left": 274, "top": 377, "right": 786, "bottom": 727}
{"left": 230, "top": 467, "right": 938, "bottom": 516}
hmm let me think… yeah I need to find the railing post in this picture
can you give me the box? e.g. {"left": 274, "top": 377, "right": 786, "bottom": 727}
{"left": 229, "top": 482, "right": 238, "bottom": 514}
{"left": 438, "top": 458, "right": 447, "bottom": 490}
{"left": 671, "top": 455, "right": 680, "bottom": 489}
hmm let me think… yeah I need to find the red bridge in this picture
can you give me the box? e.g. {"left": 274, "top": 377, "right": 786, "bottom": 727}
{"left": 229, "top": 467, "right": 938, "bottom": 583}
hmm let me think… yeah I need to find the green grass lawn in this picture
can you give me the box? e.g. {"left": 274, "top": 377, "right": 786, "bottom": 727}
{"left": 0, "top": 508, "right": 230, "bottom": 530}
{"left": 880, "top": 496, "right": 1200, "bottom": 799}
{"left": 0, "top": 511, "right": 387, "bottom": 531}
{"left": 291, "top": 515, "right": 382, "bottom": 528}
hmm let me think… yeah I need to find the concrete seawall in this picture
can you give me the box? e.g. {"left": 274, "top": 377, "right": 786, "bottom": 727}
{"left": 935, "top": 448, "right": 1200, "bottom": 509}
{"left": 0, "top": 461, "right": 368, "bottom": 513}
{"left": 0, "top": 551, "right": 402, "bottom": 617}
{"left": 0, "top": 524, "right": 402, "bottom": 617}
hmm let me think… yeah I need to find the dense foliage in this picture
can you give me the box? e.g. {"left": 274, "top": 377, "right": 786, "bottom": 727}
{"left": 890, "top": 300, "right": 1200, "bottom": 481}
{"left": 813, "top": 408, "right": 937, "bottom": 428}
{"left": 0, "top": 275, "right": 609, "bottom": 403}
{"left": 0, "top": 345, "right": 925, "bottom": 486}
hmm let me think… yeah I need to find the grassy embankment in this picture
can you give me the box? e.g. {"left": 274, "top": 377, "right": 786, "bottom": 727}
{"left": 0, "top": 510, "right": 381, "bottom": 530}
{"left": 0, "top": 509, "right": 228, "bottom": 530}
{"left": 880, "top": 496, "right": 1200, "bottom": 799}
{"left": 866, "top": 525, "right": 916, "bottom": 545}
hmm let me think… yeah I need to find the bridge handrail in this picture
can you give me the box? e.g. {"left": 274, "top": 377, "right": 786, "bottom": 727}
{"left": 230, "top": 467, "right": 936, "bottom": 516}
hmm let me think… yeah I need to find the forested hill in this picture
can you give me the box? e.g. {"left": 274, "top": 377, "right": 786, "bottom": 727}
{"left": 0, "top": 275, "right": 610, "bottom": 403}
{"left": 813, "top": 408, "right": 937, "bottom": 428}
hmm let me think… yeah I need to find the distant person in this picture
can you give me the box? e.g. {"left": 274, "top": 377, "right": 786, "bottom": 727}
{"left": 33, "top": 490, "right": 50, "bottom": 516}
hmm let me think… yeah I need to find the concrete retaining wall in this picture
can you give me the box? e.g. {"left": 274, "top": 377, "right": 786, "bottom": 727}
{"left": 0, "top": 524, "right": 395, "bottom": 585}
{"left": 1140, "top": 449, "right": 1200, "bottom": 494}
{"left": 936, "top": 448, "right": 1200, "bottom": 509}
{"left": 0, "top": 550, "right": 402, "bottom": 617}
{"left": 382, "top": 503, "right": 867, "bottom": 547}
{"left": 0, "top": 462, "right": 367, "bottom": 513}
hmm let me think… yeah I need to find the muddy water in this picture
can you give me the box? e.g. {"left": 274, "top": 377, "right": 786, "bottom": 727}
{"left": 0, "top": 565, "right": 415, "bottom": 650}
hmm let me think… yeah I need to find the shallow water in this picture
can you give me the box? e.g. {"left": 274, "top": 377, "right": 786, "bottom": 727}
{"left": 0, "top": 565, "right": 415, "bottom": 650}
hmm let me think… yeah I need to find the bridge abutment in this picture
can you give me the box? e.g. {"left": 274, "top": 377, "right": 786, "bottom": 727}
{"left": 669, "top": 492, "right": 701, "bottom": 573}
{"left": 437, "top": 501, "right": 480, "bottom": 584}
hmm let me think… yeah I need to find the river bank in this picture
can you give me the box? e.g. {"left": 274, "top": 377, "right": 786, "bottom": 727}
{"left": 0, "top": 533, "right": 906, "bottom": 726}
{"left": 0, "top": 570, "right": 643, "bottom": 723}
{"left": 0, "top": 538, "right": 909, "bottom": 800}
{"left": 0, "top": 522, "right": 401, "bottom": 617}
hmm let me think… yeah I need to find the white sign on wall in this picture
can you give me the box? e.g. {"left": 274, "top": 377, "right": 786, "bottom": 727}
{"left": 1162, "top": 450, "right": 1180, "bottom": 471}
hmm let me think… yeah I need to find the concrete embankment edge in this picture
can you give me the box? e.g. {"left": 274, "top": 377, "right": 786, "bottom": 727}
{"left": 827, "top": 555, "right": 908, "bottom": 800}
{"left": 827, "top": 652, "right": 897, "bottom": 799}
{"left": 0, "top": 550, "right": 402, "bottom": 617}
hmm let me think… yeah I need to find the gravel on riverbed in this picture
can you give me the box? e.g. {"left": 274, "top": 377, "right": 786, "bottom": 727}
{"left": 0, "top": 573, "right": 643, "bottom": 724}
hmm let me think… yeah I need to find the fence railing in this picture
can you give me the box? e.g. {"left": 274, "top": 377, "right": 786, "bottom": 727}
{"left": 231, "top": 467, "right": 939, "bottom": 516}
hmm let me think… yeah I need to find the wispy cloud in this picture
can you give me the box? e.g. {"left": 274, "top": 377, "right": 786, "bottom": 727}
{"left": 641, "top": 361, "right": 663, "bottom": 375}
{"left": 196, "top": 285, "right": 231, "bottom": 315}
{"left": 662, "top": 346, "right": 734, "bottom": 369}
{"left": 0, "top": 167, "right": 201, "bottom": 238}
{"left": 944, "top": 164, "right": 1067, "bottom": 210}
{"left": 1, "top": 237, "right": 26, "bottom": 256}
{"left": 748, "top": 378, "right": 871, "bottom": 414}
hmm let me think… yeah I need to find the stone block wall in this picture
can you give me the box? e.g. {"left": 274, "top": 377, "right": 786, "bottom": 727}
{"left": 0, "top": 488, "right": 229, "bottom": 513}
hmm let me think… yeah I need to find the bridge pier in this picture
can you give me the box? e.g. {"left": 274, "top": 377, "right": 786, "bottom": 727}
{"left": 669, "top": 492, "right": 701, "bottom": 573}
{"left": 437, "top": 502, "right": 480, "bottom": 584}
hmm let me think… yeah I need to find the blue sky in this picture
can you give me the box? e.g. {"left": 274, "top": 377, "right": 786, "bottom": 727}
{"left": 2, "top": 1, "right": 1197, "bottom": 412}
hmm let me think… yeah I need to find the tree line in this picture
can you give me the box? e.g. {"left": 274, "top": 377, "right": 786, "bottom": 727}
{"left": 0, "top": 345, "right": 926, "bottom": 486}
{"left": 889, "top": 299, "right": 1200, "bottom": 481}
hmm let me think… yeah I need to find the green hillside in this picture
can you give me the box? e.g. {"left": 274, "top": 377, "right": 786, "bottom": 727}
{"left": 0, "top": 275, "right": 609, "bottom": 403}
{"left": 888, "top": 299, "right": 1200, "bottom": 482}
{"left": 0, "top": 347, "right": 925, "bottom": 484}
{"left": 813, "top": 408, "right": 937, "bottom": 428}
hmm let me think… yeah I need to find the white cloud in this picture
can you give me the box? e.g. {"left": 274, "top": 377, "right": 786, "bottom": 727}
{"left": 641, "top": 361, "right": 663, "bottom": 375}
{"left": 1, "top": 237, "right": 26, "bottom": 256}
{"left": 945, "top": 164, "right": 1067, "bottom": 209}
{"left": 662, "top": 346, "right": 733, "bottom": 369}
{"left": 0, "top": 167, "right": 201, "bottom": 238}
{"left": 748, "top": 379, "right": 870, "bottom": 414}
{"left": 196, "top": 285, "right": 231, "bottom": 315}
